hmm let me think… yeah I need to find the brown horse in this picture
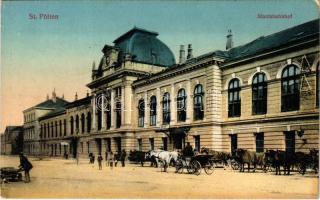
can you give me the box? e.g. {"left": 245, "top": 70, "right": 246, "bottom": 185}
{"left": 235, "top": 149, "right": 259, "bottom": 172}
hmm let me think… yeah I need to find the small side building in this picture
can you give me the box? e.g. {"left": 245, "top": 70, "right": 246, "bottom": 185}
{"left": 1, "top": 126, "right": 24, "bottom": 155}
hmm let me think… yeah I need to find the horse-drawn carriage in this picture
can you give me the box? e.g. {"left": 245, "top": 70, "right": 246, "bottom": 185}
{"left": 175, "top": 154, "right": 215, "bottom": 175}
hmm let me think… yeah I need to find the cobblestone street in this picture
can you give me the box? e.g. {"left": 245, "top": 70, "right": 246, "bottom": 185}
{"left": 0, "top": 155, "right": 318, "bottom": 198}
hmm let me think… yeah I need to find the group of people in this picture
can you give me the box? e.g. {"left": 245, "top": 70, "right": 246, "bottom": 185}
{"left": 15, "top": 144, "right": 194, "bottom": 182}
{"left": 89, "top": 149, "right": 127, "bottom": 170}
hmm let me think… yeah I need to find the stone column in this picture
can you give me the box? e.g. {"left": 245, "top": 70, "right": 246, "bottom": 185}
{"left": 101, "top": 92, "right": 106, "bottom": 130}
{"left": 124, "top": 84, "right": 132, "bottom": 128}
{"left": 92, "top": 94, "right": 96, "bottom": 131}
{"left": 121, "top": 86, "right": 125, "bottom": 127}
{"left": 144, "top": 92, "right": 149, "bottom": 127}
{"left": 156, "top": 88, "right": 161, "bottom": 126}
{"left": 111, "top": 89, "right": 116, "bottom": 129}
{"left": 170, "top": 84, "right": 176, "bottom": 125}
{"left": 186, "top": 79, "right": 193, "bottom": 123}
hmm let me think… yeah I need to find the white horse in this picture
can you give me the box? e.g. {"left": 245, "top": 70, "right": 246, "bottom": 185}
{"left": 148, "top": 150, "right": 180, "bottom": 172}
{"left": 169, "top": 151, "right": 179, "bottom": 166}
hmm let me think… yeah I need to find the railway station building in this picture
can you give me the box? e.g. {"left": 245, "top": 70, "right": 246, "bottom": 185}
{"left": 28, "top": 19, "right": 319, "bottom": 158}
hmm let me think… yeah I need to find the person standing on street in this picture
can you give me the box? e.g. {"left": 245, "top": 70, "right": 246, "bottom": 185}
{"left": 18, "top": 153, "right": 33, "bottom": 183}
{"left": 97, "top": 154, "right": 103, "bottom": 170}
{"left": 105, "top": 151, "right": 109, "bottom": 167}
{"left": 114, "top": 151, "right": 119, "bottom": 167}
{"left": 109, "top": 151, "right": 114, "bottom": 170}
{"left": 120, "top": 149, "right": 127, "bottom": 167}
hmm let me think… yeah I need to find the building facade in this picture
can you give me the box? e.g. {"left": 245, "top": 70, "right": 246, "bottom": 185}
{"left": 0, "top": 126, "right": 23, "bottom": 155}
{"left": 32, "top": 19, "right": 319, "bottom": 158}
{"left": 23, "top": 90, "right": 68, "bottom": 155}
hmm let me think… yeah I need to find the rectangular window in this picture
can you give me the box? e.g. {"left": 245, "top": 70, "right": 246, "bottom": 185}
{"left": 255, "top": 132, "right": 264, "bottom": 153}
{"left": 230, "top": 134, "right": 237, "bottom": 156}
{"left": 285, "top": 131, "right": 295, "bottom": 153}
{"left": 252, "top": 86, "right": 267, "bottom": 115}
{"left": 80, "top": 142, "right": 83, "bottom": 153}
{"left": 116, "top": 110, "right": 121, "bottom": 128}
{"left": 87, "top": 141, "right": 90, "bottom": 154}
{"left": 149, "top": 138, "right": 154, "bottom": 150}
{"left": 194, "top": 135, "right": 200, "bottom": 152}
{"left": 162, "top": 137, "right": 168, "bottom": 151}
{"left": 138, "top": 139, "right": 142, "bottom": 151}
{"left": 138, "top": 101, "right": 145, "bottom": 127}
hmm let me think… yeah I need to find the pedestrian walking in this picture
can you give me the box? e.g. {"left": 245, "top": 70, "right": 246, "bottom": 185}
{"left": 109, "top": 151, "right": 114, "bottom": 169}
{"left": 89, "top": 152, "right": 93, "bottom": 164}
{"left": 18, "top": 153, "right": 33, "bottom": 183}
{"left": 120, "top": 149, "right": 126, "bottom": 167}
{"left": 114, "top": 151, "right": 119, "bottom": 167}
{"left": 105, "top": 151, "right": 109, "bottom": 167}
{"left": 97, "top": 154, "right": 103, "bottom": 170}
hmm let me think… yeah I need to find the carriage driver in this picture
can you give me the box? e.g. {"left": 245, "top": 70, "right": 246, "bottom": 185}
{"left": 182, "top": 142, "right": 194, "bottom": 163}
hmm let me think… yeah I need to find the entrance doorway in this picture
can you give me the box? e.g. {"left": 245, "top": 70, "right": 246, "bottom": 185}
{"left": 95, "top": 138, "right": 102, "bottom": 155}
{"left": 114, "top": 137, "right": 121, "bottom": 152}
{"left": 71, "top": 138, "right": 78, "bottom": 158}
{"left": 104, "top": 138, "right": 111, "bottom": 152}
{"left": 172, "top": 133, "right": 185, "bottom": 150}
{"left": 285, "top": 131, "right": 295, "bottom": 153}
{"left": 230, "top": 134, "right": 237, "bottom": 155}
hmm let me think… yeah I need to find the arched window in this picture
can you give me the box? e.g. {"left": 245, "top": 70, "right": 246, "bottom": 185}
{"left": 87, "top": 112, "right": 91, "bottom": 133}
{"left": 51, "top": 122, "right": 54, "bottom": 138}
{"left": 228, "top": 79, "right": 241, "bottom": 117}
{"left": 281, "top": 65, "right": 300, "bottom": 112}
{"left": 47, "top": 123, "right": 50, "bottom": 138}
{"left": 70, "top": 116, "right": 74, "bottom": 135}
{"left": 252, "top": 73, "right": 267, "bottom": 115}
{"left": 76, "top": 115, "right": 80, "bottom": 133}
{"left": 138, "top": 99, "right": 145, "bottom": 127}
{"left": 194, "top": 84, "right": 204, "bottom": 120}
{"left": 150, "top": 96, "right": 157, "bottom": 126}
{"left": 316, "top": 63, "right": 319, "bottom": 107}
{"left": 40, "top": 125, "right": 43, "bottom": 139}
{"left": 63, "top": 119, "right": 67, "bottom": 136}
{"left": 115, "top": 101, "right": 122, "bottom": 128}
{"left": 55, "top": 121, "right": 58, "bottom": 137}
{"left": 59, "top": 120, "right": 62, "bottom": 137}
{"left": 81, "top": 114, "right": 85, "bottom": 133}
{"left": 162, "top": 93, "right": 170, "bottom": 124}
{"left": 177, "top": 89, "right": 187, "bottom": 122}
{"left": 97, "top": 109, "right": 102, "bottom": 130}
{"left": 106, "top": 103, "right": 111, "bottom": 129}
{"left": 43, "top": 124, "right": 46, "bottom": 138}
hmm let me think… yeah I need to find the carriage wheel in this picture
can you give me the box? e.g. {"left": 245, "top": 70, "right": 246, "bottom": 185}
{"left": 231, "top": 161, "right": 240, "bottom": 170}
{"left": 298, "top": 164, "right": 306, "bottom": 175}
{"left": 175, "top": 160, "right": 184, "bottom": 174}
{"left": 204, "top": 160, "right": 215, "bottom": 175}
{"left": 191, "top": 160, "right": 201, "bottom": 176}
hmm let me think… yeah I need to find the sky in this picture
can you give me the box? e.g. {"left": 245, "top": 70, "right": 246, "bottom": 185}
{"left": 0, "top": 0, "right": 319, "bottom": 132}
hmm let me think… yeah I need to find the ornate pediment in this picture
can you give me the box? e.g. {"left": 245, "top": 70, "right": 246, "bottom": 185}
{"left": 101, "top": 45, "right": 120, "bottom": 69}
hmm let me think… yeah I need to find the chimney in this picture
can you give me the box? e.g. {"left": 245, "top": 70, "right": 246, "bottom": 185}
{"left": 91, "top": 61, "right": 96, "bottom": 80}
{"left": 62, "top": 93, "right": 64, "bottom": 100}
{"left": 187, "top": 44, "right": 193, "bottom": 59}
{"left": 179, "top": 45, "right": 186, "bottom": 64}
{"left": 52, "top": 88, "right": 57, "bottom": 103}
{"left": 46, "top": 94, "right": 49, "bottom": 100}
{"left": 75, "top": 92, "right": 78, "bottom": 101}
{"left": 226, "top": 29, "right": 233, "bottom": 50}
{"left": 86, "top": 90, "right": 90, "bottom": 97}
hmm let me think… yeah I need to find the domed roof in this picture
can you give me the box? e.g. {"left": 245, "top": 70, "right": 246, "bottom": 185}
{"left": 113, "top": 27, "right": 176, "bottom": 67}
